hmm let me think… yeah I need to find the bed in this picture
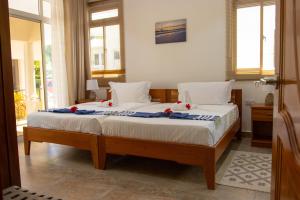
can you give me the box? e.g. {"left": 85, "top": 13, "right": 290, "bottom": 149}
{"left": 98, "top": 89, "right": 242, "bottom": 190}
{"left": 27, "top": 102, "right": 151, "bottom": 134}
{"left": 23, "top": 102, "right": 152, "bottom": 169}
{"left": 23, "top": 88, "right": 242, "bottom": 190}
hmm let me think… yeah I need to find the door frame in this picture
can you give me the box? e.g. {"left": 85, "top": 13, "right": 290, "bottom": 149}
{"left": 9, "top": 0, "right": 50, "bottom": 109}
{"left": 0, "top": 0, "right": 21, "bottom": 189}
{"left": 0, "top": 171, "right": 2, "bottom": 200}
{"left": 9, "top": 16, "right": 47, "bottom": 116}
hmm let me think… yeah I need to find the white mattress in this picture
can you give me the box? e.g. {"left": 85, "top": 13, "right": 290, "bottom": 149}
{"left": 102, "top": 103, "right": 239, "bottom": 146}
{"left": 27, "top": 102, "right": 153, "bottom": 134}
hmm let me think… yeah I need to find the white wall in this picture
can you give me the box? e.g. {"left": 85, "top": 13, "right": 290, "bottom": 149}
{"left": 124, "top": 0, "right": 226, "bottom": 88}
{"left": 120, "top": 0, "right": 269, "bottom": 132}
{"left": 233, "top": 81, "right": 269, "bottom": 132}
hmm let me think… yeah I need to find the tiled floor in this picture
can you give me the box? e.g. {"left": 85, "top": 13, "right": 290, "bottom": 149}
{"left": 18, "top": 137, "right": 272, "bottom": 200}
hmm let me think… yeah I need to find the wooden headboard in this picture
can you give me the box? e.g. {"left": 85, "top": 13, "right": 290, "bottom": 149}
{"left": 106, "top": 89, "right": 169, "bottom": 102}
{"left": 106, "top": 89, "right": 169, "bottom": 103}
{"left": 106, "top": 89, "right": 242, "bottom": 119}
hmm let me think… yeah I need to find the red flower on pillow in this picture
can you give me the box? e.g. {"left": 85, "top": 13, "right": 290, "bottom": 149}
{"left": 176, "top": 100, "right": 182, "bottom": 104}
{"left": 99, "top": 99, "right": 106, "bottom": 103}
{"left": 108, "top": 102, "right": 113, "bottom": 107}
{"left": 185, "top": 104, "right": 191, "bottom": 110}
{"left": 70, "top": 106, "right": 78, "bottom": 113}
{"left": 164, "top": 108, "right": 173, "bottom": 114}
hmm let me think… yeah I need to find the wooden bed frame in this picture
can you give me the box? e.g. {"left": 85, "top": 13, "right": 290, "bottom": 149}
{"left": 23, "top": 89, "right": 242, "bottom": 190}
{"left": 23, "top": 127, "right": 100, "bottom": 169}
{"left": 101, "top": 89, "right": 242, "bottom": 190}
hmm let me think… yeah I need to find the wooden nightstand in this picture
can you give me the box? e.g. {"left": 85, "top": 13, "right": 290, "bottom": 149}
{"left": 251, "top": 104, "right": 273, "bottom": 148}
{"left": 75, "top": 99, "right": 95, "bottom": 104}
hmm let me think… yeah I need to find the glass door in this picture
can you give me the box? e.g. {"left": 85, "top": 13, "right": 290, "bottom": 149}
{"left": 10, "top": 17, "right": 45, "bottom": 134}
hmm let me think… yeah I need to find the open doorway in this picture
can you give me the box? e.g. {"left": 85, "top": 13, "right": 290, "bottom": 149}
{"left": 10, "top": 17, "right": 45, "bottom": 135}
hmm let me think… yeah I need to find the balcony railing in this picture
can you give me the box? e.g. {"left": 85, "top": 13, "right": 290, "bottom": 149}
{"left": 14, "top": 90, "right": 26, "bottom": 120}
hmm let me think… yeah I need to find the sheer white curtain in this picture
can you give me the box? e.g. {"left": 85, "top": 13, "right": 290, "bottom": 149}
{"left": 50, "top": 0, "right": 69, "bottom": 107}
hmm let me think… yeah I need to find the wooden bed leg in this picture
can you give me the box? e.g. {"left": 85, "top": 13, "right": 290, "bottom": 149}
{"left": 23, "top": 127, "right": 31, "bottom": 155}
{"left": 98, "top": 136, "right": 107, "bottom": 170}
{"left": 236, "top": 131, "right": 242, "bottom": 140}
{"left": 236, "top": 119, "right": 242, "bottom": 140}
{"left": 24, "top": 140, "right": 31, "bottom": 155}
{"left": 91, "top": 136, "right": 100, "bottom": 169}
{"left": 204, "top": 151, "right": 216, "bottom": 190}
{"left": 204, "top": 165, "right": 216, "bottom": 190}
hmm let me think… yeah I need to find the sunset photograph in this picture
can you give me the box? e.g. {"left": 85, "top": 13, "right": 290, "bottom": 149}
{"left": 155, "top": 19, "right": 186, "bottom": 44}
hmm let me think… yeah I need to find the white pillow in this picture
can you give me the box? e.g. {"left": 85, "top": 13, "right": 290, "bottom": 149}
{"left": 109, "top": 81, "right": 151, "bottom": 104}
{"left": 178, "top": 81, "right": 233, "bottom": 105}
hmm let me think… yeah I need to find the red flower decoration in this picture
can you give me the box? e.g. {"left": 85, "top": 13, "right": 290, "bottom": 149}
{"left": 176, "top": 100, "right": 182, "bottom": 104}
{"left": 108, "top": 102, "right": 113, "bottom": 107}
{"left": 99, "top": 99, "right": 106, "bottom": 103}
{"left": 185, "top": 104, "right": 191, "bottom": 110}
{"left": 164, "top": 108, "right": 173, "bottom": 114}
{"left": 70, "top": 106, "right": 78, "bottom": 113}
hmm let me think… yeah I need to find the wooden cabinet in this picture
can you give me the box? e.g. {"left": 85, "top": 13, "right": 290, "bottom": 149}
{"left": 251, "top": 104, "right": 273, "bottom": 148}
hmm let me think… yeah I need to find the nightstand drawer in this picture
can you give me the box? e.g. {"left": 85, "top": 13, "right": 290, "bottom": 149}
{"left": 252, "top": 109, "right": 273, "bottom": 121}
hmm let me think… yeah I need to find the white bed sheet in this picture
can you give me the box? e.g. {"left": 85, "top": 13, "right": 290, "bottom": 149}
{"left": 27, "top": 102, "right": 153, "bottom": 134}
{"left": 102, "top": 103, "right": 239, "bottom": 146}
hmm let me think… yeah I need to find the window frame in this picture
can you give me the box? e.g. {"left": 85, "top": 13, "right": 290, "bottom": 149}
{"left": 227, "top": 0, "right": 275, "bottom": 80}
{"left": 88, "top": 0, "right": 125, "bottom": 78}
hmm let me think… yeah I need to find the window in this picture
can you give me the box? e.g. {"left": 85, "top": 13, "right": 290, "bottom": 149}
{"left": 228, "top": 0, "right": 276, "bottom": 79}
{"left": 9, "top": 0, "right": 39, "bottom": 15}
{"left": 90, "top": 27, "right": 105, "bottom": 71}
{"left": 43, "top": 23, "right": 55, "bottom": 108}
{"left": 43, "top": 0, "right": 51, "bottom": 18}
{"left": 88, "top": 0, "right": 125, "bottom": 78}
{"left": 237, "top": 6, "right": 261, "bottom": 70}
{"left": 91, "top": 9, "right": 118, "bottom": 20}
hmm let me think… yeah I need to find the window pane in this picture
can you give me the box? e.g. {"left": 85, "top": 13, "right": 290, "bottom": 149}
{"left": 9, "top": 0, "right": 39, "bottom": 15}
{"left": 105, "top": 25, "right": 121, "bottom": 70}
{"left": 90, "top": 27, "right": 105, "bottom": 71}
{"left": 237, "top": 6, "right": 261, "bottom": 69}
{"left": 263, "top": 5, "right": 276, "bottom": 71}
{"left": 91, "top": 9, "right": 118, "bottom": 20}
{"left": 43, "top": 0, "right": 51, "bottom": 18}
{"left": 43, "top": 23, "right": 55, "bottom": 108}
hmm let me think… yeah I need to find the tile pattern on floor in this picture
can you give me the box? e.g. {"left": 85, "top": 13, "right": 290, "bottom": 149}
{"left": 18, "top": 137, "right": 272, "bottom": 200}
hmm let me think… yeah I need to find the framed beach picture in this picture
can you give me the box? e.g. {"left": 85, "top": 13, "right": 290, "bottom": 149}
{"left": 155, "top": 19, "right": 187, "bottom": 44}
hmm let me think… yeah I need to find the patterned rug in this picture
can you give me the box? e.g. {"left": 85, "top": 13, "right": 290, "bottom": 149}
{"left": 3, "top": 186, "right": 61, "bottom": 200}
{"left": 216, "top": 150, "right": 272, "bottom": 192}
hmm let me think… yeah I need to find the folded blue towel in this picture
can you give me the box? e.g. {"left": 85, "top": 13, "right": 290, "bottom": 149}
{"left": 186, "top": 115, "right": 220, "bottom": 121}
{"left": 52, "top": 108, "right": 72, "bottom": 113}
{"left": 51, "top": 108, "right": 96, "bottom": 115}
{"left": 75, "top": 110, "right": 96, "bottom": 115}
{"left": 47, "top": 109, "right": 219, "bottom": 121}
{"left": 169, "top": 112, "right": 190, "bottom": 119}
{"left": 130, "top": 112, "right": 165, "bottom": 118}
